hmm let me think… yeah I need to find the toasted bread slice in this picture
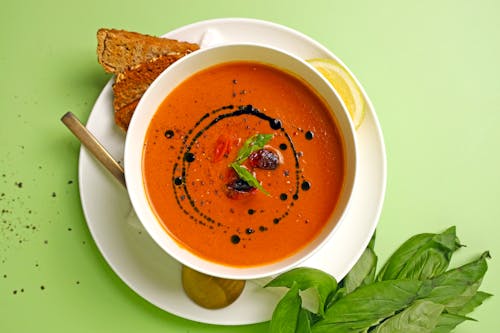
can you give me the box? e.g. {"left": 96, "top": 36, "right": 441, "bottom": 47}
{"left": 97, "top": 28, "right": 199, "bottom": 73}
{"left": 112, "top": 54, "right": 184, "bottom": 130}
{"left": 96, "top": 28, "right": 199, "bottom": 130}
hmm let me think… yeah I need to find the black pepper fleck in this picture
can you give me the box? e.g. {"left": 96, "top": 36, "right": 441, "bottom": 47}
{"left": 279, "top": 193, "right": 288, "bottom": 201}
{"left": 279, "top": 143, "right": 287, "bottom": 150}
{"left": 248, "top": 209, "right": 255, "bottom": 215}
{"left": 305, "top": 131, "right": 314, "bottom": 140}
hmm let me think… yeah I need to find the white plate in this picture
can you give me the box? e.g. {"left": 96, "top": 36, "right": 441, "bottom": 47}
{"left": 78, "top": 18, "right": 386, "bottom": 325}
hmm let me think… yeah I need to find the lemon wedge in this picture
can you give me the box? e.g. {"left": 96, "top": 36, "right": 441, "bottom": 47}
{"left": 307, "top": 58, "right": 366, "bottom": 129}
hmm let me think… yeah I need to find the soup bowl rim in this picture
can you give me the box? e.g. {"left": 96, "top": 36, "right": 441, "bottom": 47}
{"left": 124, "top": 42, "right": 358, "bottom": 280}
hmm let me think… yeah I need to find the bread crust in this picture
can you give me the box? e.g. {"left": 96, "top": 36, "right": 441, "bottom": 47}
{"left": 112, "top": 54, "right": 184, "bottom": 130}
{"left": 96, "top": 28, "right": 199, "bottom": 130}
{"left": 97, "top": 28, "right": 199, "bottom": 73}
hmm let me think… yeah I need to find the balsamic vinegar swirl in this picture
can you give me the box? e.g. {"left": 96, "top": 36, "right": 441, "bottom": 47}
{"left": 168, "top": 104, "right": 311, "bottom": 245}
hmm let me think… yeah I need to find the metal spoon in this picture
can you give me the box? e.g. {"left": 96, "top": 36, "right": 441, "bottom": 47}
{"left": 61, "top": 111, "right": 245, "bottom": 309}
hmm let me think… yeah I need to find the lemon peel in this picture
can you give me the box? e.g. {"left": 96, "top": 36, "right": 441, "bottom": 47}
{"left": 307, "top": 58, "right": 366, "bottom": 129}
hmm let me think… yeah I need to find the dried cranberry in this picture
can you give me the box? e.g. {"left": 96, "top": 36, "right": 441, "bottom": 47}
{"left": 248, "top": 149, "right": 279, "bottom": 170}
{"left": 228, "top": 178, "right": 254, "bottom": 192}
{"left": 225, "top": 178, "right": 256, "bottom": 199}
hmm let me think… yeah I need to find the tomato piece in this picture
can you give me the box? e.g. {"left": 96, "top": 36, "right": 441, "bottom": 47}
{"left": 213, "top": 134, "right": 232, "bottom": 163}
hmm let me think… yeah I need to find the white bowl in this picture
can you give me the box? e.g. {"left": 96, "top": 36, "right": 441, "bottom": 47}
{"left": 124, "top": 43, "right": 357, "bottom": 280}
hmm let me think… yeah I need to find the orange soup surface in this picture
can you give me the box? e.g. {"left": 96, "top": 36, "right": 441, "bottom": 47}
{"left": 143, "top": 61, "right": 345, "bottom": 267}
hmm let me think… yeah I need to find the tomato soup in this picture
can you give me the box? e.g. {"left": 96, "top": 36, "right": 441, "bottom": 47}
{"left": 142, "top": 61, "right": 345, "bottom": 267}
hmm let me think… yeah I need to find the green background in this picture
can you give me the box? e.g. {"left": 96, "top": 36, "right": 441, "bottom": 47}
{"left": 1, "top": 0, "right": 498, "bottom": 331}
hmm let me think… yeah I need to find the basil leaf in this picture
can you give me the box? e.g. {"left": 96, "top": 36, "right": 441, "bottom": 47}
{"left": 296, "top": 308, "right": 313, "bottom": 333}
{"left": 323, "top": 287, "right": 346, "bottom": 312}
{"left": 312, "top": 280, "right": 431, "bottom": 333}
{"left": 327, "top": 246, "right": 377, "bottom": 310}
{"left": 269, "top": 282, "right": 301, "bottom": 333}
{"left": 424, "top": 251, "right": 490, "bottom": 313}
{"left": 343, "top": 246, "right": 377, "bottom": 294}
{"left": 325, "top": 233, "right": 377, "bottom": 309}
{"left": 235, "top": 133, "right": 274, "bottom": 163}
{"left": 266, "top": 267, "right": 338, "bottom": 316}
{"left": 377, "top": 226, "right": 461, "bottom": 281}
{"left": 455, "top": 291, "right": 492, "bottom": 316}
{"left": 230, "top": 163, "right": 269, "bottom": 195}
{"left": 371, "top": 300, "right": 444, "bottom": 333}
{"left": 432, "top": 313, "right": 474, "bottom": 333}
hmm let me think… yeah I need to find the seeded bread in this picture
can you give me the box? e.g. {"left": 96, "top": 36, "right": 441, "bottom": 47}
{"left": 112, "top": 54, "right": 185, "bottom": 130}
{"left": 97, "top": 28, "right": 199, "bottom": 73}
{"left": 96, "top": 28, "right": 199, "bottom": 130}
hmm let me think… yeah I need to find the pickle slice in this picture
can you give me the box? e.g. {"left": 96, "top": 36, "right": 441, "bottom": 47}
{"left": 181, "top": 266, "right": 246, "bottom": 309}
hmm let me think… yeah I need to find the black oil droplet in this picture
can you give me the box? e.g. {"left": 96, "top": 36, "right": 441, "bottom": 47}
{"left": 174, "top": 177, "right": 183, "bottom": 186}
{"left": 164, "top": 130, "right": 174, "bottom": 139}
{"left": 305, "top": 131, "right": 314, "bottom": 140}
{"left": 231, "top": 235, "right": 241, "bottom": 244}
{"left": 301, "top": 181, "right": 311, "bottom": 191}
{"left": 184, "top": 152, "right": 195, "bottom": 163}
{"left": 279, "top": 143, "right": 287, "bottom": 150}
{"left": 279, "top": 193, "right": 288, "bottom": 201}
{"left": 270, "top": 118, "right": 282, "bottom": 130}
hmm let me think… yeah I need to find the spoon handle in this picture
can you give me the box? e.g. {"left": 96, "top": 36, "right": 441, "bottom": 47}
{"left": 61, "top": 112, "right": 127, "bottom": 188}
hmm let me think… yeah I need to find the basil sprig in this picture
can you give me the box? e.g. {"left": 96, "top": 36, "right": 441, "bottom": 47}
{"left": 230, "top": 133, "right": 273, "bottom": 195}
{"left": 235, "top": 133, "right": 274, "bottom": 163}
{"left": 266, "top": 226, "right": 491, "bottom": 333}
{"left": 230, "top": 162, "right": 269, "bottom": 195}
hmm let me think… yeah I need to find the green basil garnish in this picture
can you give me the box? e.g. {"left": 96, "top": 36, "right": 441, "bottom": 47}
{"left": 230, "top": 162, "right": 269, "bottom": 196}
{"left": 230, "top": 133, "right": 273, "bottom": 195}
{"left": 265, "top": 226, "right": 491, "bottom": 333}
{"left": 235, "top": 133, "right": 274, "bottom": 164}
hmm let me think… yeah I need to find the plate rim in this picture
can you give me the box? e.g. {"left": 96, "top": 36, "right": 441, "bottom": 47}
{"left": 78, "top": 17, "right": 387, "bottom": 325}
